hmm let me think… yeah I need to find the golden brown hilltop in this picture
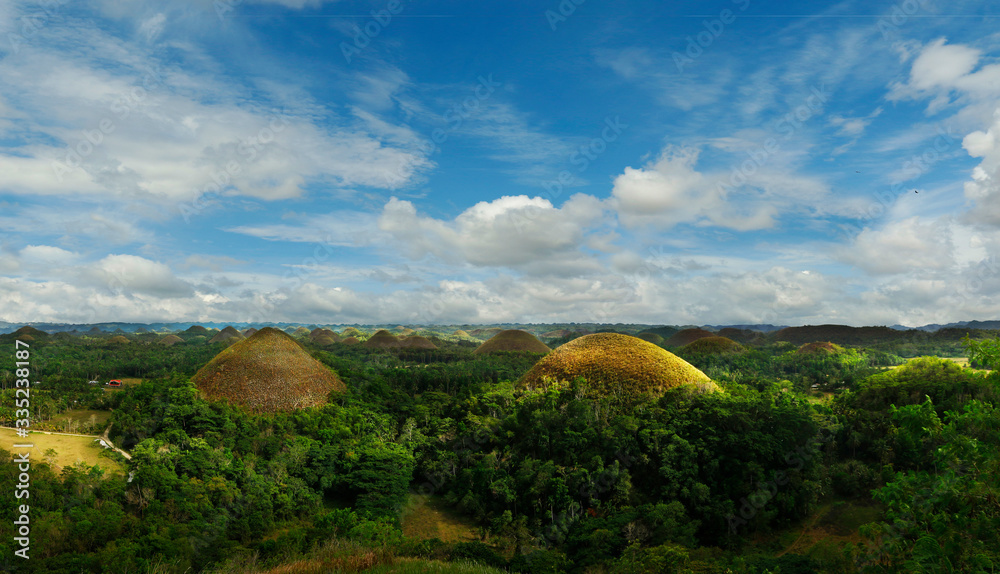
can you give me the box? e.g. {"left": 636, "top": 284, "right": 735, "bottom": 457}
{"left": 192, "top": 327, "right": 345, "bottom": 413}
{"left": 474, "top": 329, "right": 551, "bottom": 354}
{"left": 520, "top": 333, "right": 719, "bottom": 397}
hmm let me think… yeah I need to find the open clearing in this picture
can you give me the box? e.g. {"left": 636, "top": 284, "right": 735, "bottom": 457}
{"left": 401, "top": 494, "right": 480, "bottom": 543}
{"left": 0, "top": 427, "right": 124, "bottom": 474}
{"left": 36, "top": 409, "right": 112, "bottom": 432}
{"left": 752, "top": 498, "right": 883, "bottom": 560}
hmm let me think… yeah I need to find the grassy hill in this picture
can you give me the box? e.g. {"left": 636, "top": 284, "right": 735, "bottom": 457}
{"left": 520, "top": 332, "right": 718, "bottom": 397}
{"left": 192, "top": 327, "right": 346, "bottom": 413}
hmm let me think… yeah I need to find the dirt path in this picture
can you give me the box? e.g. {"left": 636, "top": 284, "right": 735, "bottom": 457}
{"left": 776, "top": 508, "right": 825, "bottom": 557}
{"left": 21, "top": 429, "right": 98, "bottom": 439}
{"left": 100, "top": 424, "right": 132, "bottom": 460}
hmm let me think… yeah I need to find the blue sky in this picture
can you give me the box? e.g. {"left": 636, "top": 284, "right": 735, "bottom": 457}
{"left": 1, "top": 0, "right": 999, "bottom": 326}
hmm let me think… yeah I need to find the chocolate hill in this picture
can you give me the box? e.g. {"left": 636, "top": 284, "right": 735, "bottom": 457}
{"left": 796, "top": 341, "right": 844, "bottom": 355}
{"left": 636, "top": 332, "right": 665, "bottom": 345}
{"left": 192, "top": 327, "right": 345, "bottom": 413}
{"left": 364, "top": 329, "right": 401, "bottom": 349}
{"left": 158, "top": 334, "right": 183, "bottom": 346}
{"left": 210, "top": 326, "right": 245, "bottom": 344}
{"left": 681, "top": 336, "right": 743, "bottom": 354}
{"left": 474, "top": 330, "right": 551, "bottom": 354}
{"left": 0, "top": 326, "right": 47, "bottom": 343}
{"left": 772, "top": 325, "right": 920, "bottom": 345}
{"left": 716, "top": 327, "right": 762, "bottom": 344}
{"left": 520, "top": 333, "right": 719, "bottom": 397}
{"left": 681, "top": 335, "right": 743, "bottom": 354}
{"left": 400, "top": 335, "right": 437, "bottom": 349}
{"left": 665, "top": 328, "right": 715, "bottom": 347}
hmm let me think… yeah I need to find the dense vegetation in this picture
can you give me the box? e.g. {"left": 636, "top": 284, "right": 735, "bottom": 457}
{"left": 0, "top": 326, "right": 997, "bottom": 573}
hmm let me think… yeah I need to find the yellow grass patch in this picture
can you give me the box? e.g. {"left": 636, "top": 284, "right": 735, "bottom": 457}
{"left": 766, "top": 499, "right": 883, "bottom": 559}
{"left": 0, "top": 427, "right": 124, "bottom": 474}
{"left": 401, "top": 495, "right": 480, "bottom": 543}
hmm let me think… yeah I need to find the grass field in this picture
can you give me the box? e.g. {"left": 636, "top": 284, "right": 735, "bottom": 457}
{"left": 754, "top": 498, "right": 883, "bottom": 560}
{"left": 0, "top": 427, "right": 124, "bottom": 474}
{"left": 35, "top": 408, "right": 112, "bottom": 433}
{"left": 401, "top": 495, "right": 480, "bottom": 543}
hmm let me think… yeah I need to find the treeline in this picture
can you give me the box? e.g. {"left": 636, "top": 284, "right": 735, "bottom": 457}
{"left": 0, "top": 335, "right": 998, "bottom": 572}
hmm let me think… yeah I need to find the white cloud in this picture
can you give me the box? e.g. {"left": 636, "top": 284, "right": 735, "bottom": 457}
{"left": 377, "top": 194, "right": 608, "bottom": 273}
{"left": 829, "top": 107, "right": 883, "bottom": 137}
{"left": 610, "top": 146, "right": 825, "bottom": 230}
{"left": 889, "top": 38, "right": 1000, "bottom": 111}
{"left": 593, "top": 47, "right": 732, "bottom": 111}
{"left": 137, "top": 13, "right": 166, "bottom": 43}
{"left": 87, "top": 254, "right": 195, "bottom": 298}
{"left": 248, "top": 0, "right": 332, "bottom": 8}
{"left": 962, "top": 109, "right": 1000, "bottom": 225}
{"left": 837, "top": 216, "right": 954, "bottom": 276}
{"left": 227, "top": 210, "right": 382, "bottom": 246}
{"left": 907, "top": 39, "right": 981, "bottom": 92}
{"left": 456, "top": 101, "right": 579, "bottom": 186}
{"left": 20, "top": 245, "right": 79, "bottom": 266}
{"left": 0, "top": 16, "right": 434, "bottom": 212}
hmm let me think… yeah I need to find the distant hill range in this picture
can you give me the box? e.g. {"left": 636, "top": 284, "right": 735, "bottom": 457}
{"left": 703, "top": 324, "right": 786, "bottom": 333}
{"left": 2, "top": 320, "right": 999, "bottom": 345}
{"left": 889, "top": 320, "right": 1000, "bottom": 332}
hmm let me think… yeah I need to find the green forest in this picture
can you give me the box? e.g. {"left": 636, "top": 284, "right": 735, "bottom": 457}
{"left": 1, "top": 325, "right": 999, "bottom": 573}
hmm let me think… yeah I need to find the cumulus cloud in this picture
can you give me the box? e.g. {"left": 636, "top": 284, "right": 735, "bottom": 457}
{"left": 87, "top": 254, "right": 195, "bottom": 298}
{"left": 377, "top": 194, "right": 608, "bottom": 273}
{"left": 889, "top": 38, "right": 1000, "bottom": 111}
{"left": 963, "top": 109, "right": 1000, "bottom": 225}
{"left": 20, "top": 245, "right": 79, "bottom": 266}
{"left": 609, "top": 146, "right": 821, "bottom": 230}
{"left": 836, "top": 217, "right": 953, "bottom": 275}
